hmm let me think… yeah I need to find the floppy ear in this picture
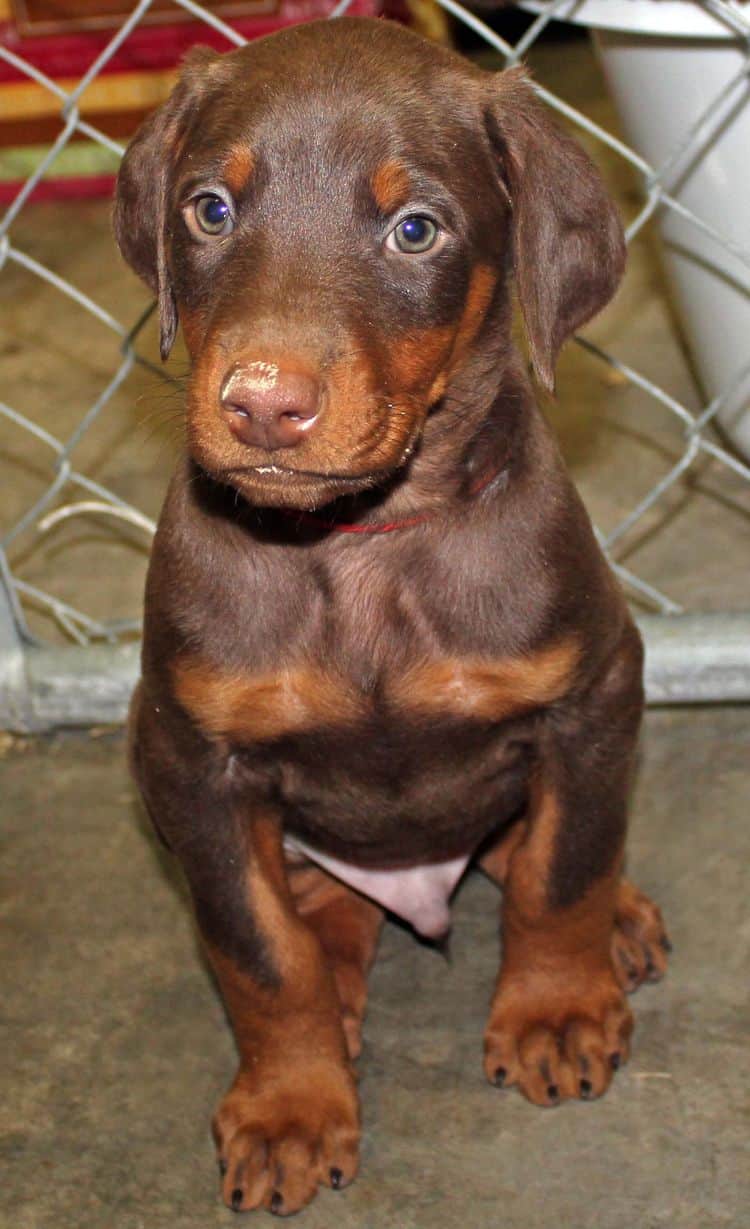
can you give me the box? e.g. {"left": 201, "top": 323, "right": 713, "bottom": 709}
{"left": 486, "top": 67, "right": 626, "bottom": 391}
{"left": 113, "top": 47, "right": 220, "bottom": 360}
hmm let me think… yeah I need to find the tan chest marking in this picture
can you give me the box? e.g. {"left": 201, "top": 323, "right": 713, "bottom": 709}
{"left": 173, "top": 658, "right": 366, "bottom": 744}
{"left": 388, "top": 637, "right": 580, "bottom": 722}
{"left": 174, "top": 637, "right": 579, "bottom": 744}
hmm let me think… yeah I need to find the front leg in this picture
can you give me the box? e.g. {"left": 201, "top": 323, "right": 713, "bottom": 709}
{"left": 131, "top": 690, "right": 359, "bottom": 1215}
{"left": 484, "top": 623, "right": 650, "bottom": 1106}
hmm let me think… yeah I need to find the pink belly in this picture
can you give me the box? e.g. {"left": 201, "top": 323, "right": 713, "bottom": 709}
{"left": 284, "top": 835, "right": 471, "bottom": 939}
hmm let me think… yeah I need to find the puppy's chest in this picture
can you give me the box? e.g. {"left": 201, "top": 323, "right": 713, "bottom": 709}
{"left": 173, "top": 570, "right": 576, "bottom": 935}
{"left": 173, "top": 560, "right": 578, "bottom": 766}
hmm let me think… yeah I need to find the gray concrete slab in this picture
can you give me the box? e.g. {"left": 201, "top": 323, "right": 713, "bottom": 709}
{"left": 1, "top": 709, "right": 748, "bottom": 1229}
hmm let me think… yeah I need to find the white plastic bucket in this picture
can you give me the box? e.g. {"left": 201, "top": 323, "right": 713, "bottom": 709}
{"left": 521, "top": 2, "right": 750, "bottom": 458}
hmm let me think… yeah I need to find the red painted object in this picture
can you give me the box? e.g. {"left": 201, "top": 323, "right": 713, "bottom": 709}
{"left": 0, "top": 173, "right": 116, "bottom": 204}
{"left": 0, "top": 1, "right": 382, "bottom": 82}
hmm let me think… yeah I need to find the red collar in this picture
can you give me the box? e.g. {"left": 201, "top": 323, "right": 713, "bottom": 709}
{"left": 280, "top": 464, "right": 504, "bottom": 535}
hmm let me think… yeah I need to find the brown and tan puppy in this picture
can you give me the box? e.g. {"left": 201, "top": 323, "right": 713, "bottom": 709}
{"left": 114, "top": 17, "right": 669, "bottom": 1216}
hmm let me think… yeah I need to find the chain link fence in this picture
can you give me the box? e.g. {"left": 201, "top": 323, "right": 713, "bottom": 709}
{"left": 1, "top": 0, "right": 750, "bottom": 730}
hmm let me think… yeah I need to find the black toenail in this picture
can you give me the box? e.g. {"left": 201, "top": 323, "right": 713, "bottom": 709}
{"left": 270, "top": 1190, "right": 283, "bottom": 1214}
{"left": 610, "top": 1052, "right": 621, "bottom": 1070}
{"left": 547, "top": 1084, "right": 559, "bottom": 1101}
{"left": 330, "top": 1167, "right": 343, "bottom": 1190}
{"left": 494, "top": 1067, "right": 507, "bottom": 1088}
{"left": 580, "top": 1078, "right": 592, "bottom": 1098}
{"left": 660, "top": 936, "right": 673, "bottom": 953}
{"left": 219, "top": 1159, "right": 227, "bottom": 1176}
{"left": 231, "top": 1188, "right": 243, "bottom": 1212}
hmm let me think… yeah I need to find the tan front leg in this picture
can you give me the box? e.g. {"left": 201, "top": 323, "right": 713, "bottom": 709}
{"left": 481, "top": 829, "right": 671, "bottom": 1000}
{"left": 205, "top": 816, "right": 360, "bottom": 1215}
{"left": 483, "top": 784, "right": 632, "bottom": 1107}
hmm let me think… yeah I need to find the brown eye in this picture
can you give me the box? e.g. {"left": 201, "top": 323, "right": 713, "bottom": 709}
{"left": 190, "top": 193, "right": 234, "bottom": 237}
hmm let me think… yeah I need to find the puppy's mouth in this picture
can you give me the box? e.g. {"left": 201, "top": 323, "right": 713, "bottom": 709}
{"left": 216, "top": 418, "right": 425, "bottom": 509}
{"left": 233, "top": 463, "right": 376, "bottom": 482}
{"left": 221, "top": 460, "right": 397, "bottom": 510}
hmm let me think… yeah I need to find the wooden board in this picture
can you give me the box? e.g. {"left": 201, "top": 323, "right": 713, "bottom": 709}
{"left": 10, "top": 0, "right": 277, "bottom": 36}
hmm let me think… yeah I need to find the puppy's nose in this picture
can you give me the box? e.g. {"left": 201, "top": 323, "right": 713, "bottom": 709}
{"left": 220, "top": 361, "right": 320, "bottom": 450}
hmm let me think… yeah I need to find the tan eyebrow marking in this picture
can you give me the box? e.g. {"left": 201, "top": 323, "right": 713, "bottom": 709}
{"left": 221, "top": 146, "right": 255, "bottom": 197}
{"left": 370, "top": 159, "right": 412, "bottom": 214}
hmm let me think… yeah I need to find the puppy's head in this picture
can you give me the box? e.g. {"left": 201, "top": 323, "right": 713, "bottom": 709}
{"left": 114, "top": 18, "right": 624, "bottom": 510}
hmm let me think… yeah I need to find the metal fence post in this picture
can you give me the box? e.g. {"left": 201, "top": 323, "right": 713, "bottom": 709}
{"left": 0, "top": 556, "right": 32, "bottom": 730}
{"left": 0, "top": 550, "right": 140, "bottom": 733}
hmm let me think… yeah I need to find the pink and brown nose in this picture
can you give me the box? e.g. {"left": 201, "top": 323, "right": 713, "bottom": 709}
{"left": 220, "top": 361, "right": 321, "bottom": 450}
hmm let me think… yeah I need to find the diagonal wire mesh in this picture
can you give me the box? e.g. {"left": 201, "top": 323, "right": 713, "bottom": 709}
{"left": 1, "top": 0, "right": 749, "bottom": 710}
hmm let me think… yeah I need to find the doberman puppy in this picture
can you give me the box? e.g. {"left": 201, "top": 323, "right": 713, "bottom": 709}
{"left": 115, "top": 16, "right": 670, "bottom": 1215}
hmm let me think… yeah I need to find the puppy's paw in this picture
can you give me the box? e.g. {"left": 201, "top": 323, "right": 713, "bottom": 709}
{"left": 611, "top": 878, "right": 671, "bottom": 994}
{"left": 213, "top": 1063, "right": 359, "bottom": 1215}
{"left": 484, "top": 967, "right": 633, "bottom": 1107}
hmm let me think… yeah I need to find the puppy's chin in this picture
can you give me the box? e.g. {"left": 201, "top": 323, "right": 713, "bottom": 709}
{"left": 217, "top": 463, "right": 390, "bottom": 512}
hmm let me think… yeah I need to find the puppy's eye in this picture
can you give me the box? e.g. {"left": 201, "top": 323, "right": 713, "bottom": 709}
{"left": 187, "top": 193, "right": 234, "bottom": 238}
{"left": 387, "top": 215, "right": 439, "bottom": 255}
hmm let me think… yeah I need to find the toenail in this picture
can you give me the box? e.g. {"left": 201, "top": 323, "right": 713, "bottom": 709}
{"left": 610, "top": 1052, "right": 621, "bottom": 1070}
{"left": 219, "top": 1159, "right": 227, "bottom": 1176}
{"left": 660, "top": 936, "right": 673, "bottom": 952}
{"left": 493, "top": 1067, "right": 507, "bottom": 1088}
{"left": 330, "top": 1167, "right": 343, "bottom": 1190}
{"left": 547, "top": 1084, "right": 559, "bottom": 1102}
{"left": 270, "top": 1190, "right": 283, "bottom": 1215}
{"left": 580, "top": 1078, "right": 592, "bottom": 1098}
{"left": 231, "top": 1188, "right": 243, "bottom": 1212}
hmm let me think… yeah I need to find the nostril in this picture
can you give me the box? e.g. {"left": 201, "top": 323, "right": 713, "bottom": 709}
{"left": 280, "top": 408, "right": 317, "bottom": 426}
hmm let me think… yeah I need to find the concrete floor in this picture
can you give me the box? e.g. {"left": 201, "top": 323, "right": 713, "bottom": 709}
{"left": 1, "top": 709, "right": 749, "bottom": 1229}
{"left": 2, "top": 24, "right": 750, "bottom": 1229}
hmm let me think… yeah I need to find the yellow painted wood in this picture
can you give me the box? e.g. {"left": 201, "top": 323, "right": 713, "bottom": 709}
{"left": 0, "top": 68, "right": 178, "bottom": 121}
